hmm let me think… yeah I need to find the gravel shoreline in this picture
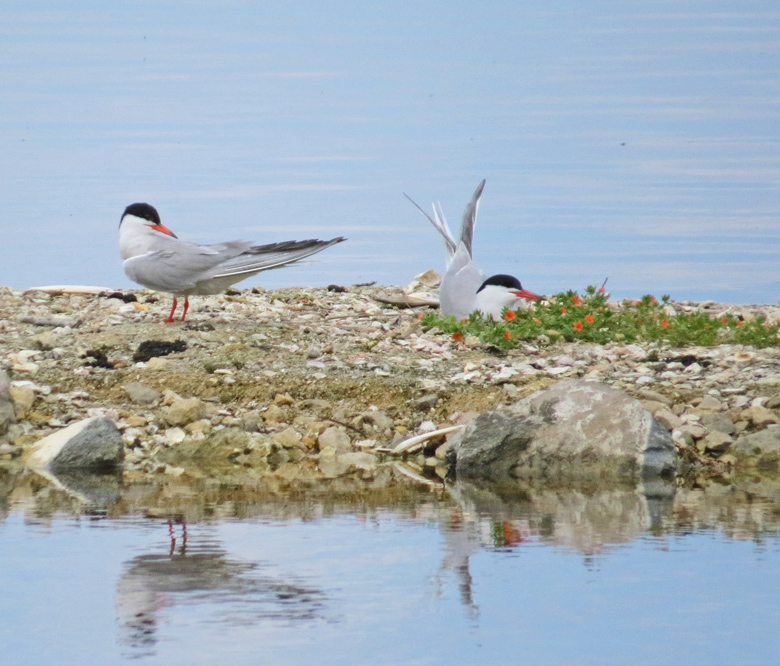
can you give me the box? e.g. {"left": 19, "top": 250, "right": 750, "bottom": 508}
{"left": 2, "top": 282, "right": 780, "bottom": 485}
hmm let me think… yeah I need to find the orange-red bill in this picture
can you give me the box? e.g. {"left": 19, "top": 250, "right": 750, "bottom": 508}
{"left": 152, "top": 224, "right": 178, "bottom": 238}
{"left": 512, "top": 289, "right": 539, "bottom": 301}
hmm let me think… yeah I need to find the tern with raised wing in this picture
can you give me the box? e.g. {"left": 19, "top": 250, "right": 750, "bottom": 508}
{"left": 119, "top": 203, "right": 345, "bottom": 322}
{"left": 405, "top": 180, "right": 539, "bottom": 319}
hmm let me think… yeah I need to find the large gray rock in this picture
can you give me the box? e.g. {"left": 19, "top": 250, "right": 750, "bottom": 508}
{"left": 26, "top": 416, "right": 124, "bottom": 472}
{"left": 0, "top": 370, "right": 16, "bottom": 437}
{"left": 451, "top": 379, "right": 675, "bottom": 482}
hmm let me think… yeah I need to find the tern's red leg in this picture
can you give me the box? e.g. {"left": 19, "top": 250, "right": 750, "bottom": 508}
{"left": 180, "top": 297, "right": 189, "bottom": 322}
{"left": 166, "top": 297, "right": 178, "bottom": 323}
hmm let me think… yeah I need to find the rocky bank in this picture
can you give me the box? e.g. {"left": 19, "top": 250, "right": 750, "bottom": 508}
{"left": 2, "top": 281, "right": 780, "bottom": 490}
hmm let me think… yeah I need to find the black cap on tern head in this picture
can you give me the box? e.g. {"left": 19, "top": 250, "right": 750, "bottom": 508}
{"left": 477, "top": 274, "right": 524, "bottom": 293}
{"left": 121, "top": 203, "right": 161, "bottom": 227}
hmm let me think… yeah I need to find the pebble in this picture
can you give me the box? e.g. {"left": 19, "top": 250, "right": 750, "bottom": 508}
{"left": 317, "top": 427, "right": 352, "bottom": 453}
{"left": 165, "top": 397, "right": 207, "bottom": 427}
{"left": 164, "top": 428, "right": 186, "bottom": 445}
{"left": 742, "top": 406, "right": 779, "bottom": 427}
{"left": 146, "top": 357, "right": 170, "bottom": 371}
{"left": 273, "top": 427, "right": 303, "bottom": 449}
{"left": 696, "top": 395, "right": 723, "bottom": 411}
{"left": 263, "top": 404, "right": 287, "bottom": 424}
{"left": 411, "top": 394, "right": 439, "bottom": 411}
{"left": 699, "top": 412, "right": 736, "bottom": 436}
{"left": 654, "top": 409, "right": 683, "bottom": 430}
{"left": 9, "top": 384, "right": 35, "bottom": 419}
{"left": 124, "top": 382, "right": 161, "bottom": 405}
{"left": 702, "top": 431, "right": 733, "bottom": 454}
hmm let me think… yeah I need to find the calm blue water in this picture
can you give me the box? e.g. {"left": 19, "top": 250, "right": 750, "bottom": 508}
{"left": 1, "top": 2, "right": 779, "bottom": 303}
{"left": 1, "top": 495, "right": 779, "bottom": 666}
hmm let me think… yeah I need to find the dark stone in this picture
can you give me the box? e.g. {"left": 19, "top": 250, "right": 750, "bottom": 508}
{"left": 103, "top": 291, "right": 137, "bottom": 303}
{"left": 84, "top": 349, "right": 115, "bottom": 369}
{"left": 133, "top": 339, "right": 187, "bottom": 362}
{"left": 49, "top": 417, "right": 125, "bottom": 473}
{"left": 664, "top": 354, "right": 711, "bottom": 368}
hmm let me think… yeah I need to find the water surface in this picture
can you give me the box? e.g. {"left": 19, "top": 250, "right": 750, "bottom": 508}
{"left": 2, "top": 469, "right": 779, "bottom": 665}
{"left": 1, "top": 2, "right": 780, "bottom": 302}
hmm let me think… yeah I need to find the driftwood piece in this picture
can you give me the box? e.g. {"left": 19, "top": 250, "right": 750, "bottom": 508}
{"left": 372, "top": 291, "right": 440, "bottom": 308}
{"left": 25, "top": 285, "right": 112, "bottom": 296}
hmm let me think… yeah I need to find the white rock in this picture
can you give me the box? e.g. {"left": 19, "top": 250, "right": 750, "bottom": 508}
{"left": 164, "top": 428, "right": 187, "bottom": 445}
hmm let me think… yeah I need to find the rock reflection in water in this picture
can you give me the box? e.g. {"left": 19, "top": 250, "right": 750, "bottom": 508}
{"left": 116, "top": 523, "right": 326, "bottom": 657}
{"left": 438, "top": 478, "right": 676, "bottom": 614}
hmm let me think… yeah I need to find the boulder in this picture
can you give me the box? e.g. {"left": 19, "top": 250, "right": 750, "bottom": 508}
{"left": 451, "top": 379, "right": 675, "bottom": 482}
{"left": 25, "top": 416, "right": 124, "bottom": 472}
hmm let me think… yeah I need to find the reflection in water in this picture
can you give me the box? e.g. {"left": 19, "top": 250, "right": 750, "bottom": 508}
{"left": 116, "top": 521, "right": 326, "bottom": 658}
{"left": 2, "top": 463, "right": 780, "bottom": 660}
{"left": 436, "top": 479, "right": 676, "bottom": 616}
{"left": 1, "top": 463, "right": 780, "bottom": 663}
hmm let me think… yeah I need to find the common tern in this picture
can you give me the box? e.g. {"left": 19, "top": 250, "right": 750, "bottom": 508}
{"left": 119, "top": 203, "right": 345, "bottom": 322}
{"left": 404, "top": 180, "right": 539, "bottom": 319}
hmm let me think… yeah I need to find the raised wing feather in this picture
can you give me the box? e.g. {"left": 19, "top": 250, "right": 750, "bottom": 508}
{"left": 457, "top": 179, "right": 485, "bottom": 260}
{"left": 404, "top": 193, "right": 458, "bottom": 264}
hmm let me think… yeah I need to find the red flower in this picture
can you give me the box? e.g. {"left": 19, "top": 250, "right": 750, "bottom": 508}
{"left": 584, "top": 315, "right": 594, "bottom": 324}
{"left": 504, "top": 331, "right": 512, "bottom": 340}
{"left": 503, "top": 310, "right": 516, "bottom": 321}
{"left": 720, "top": 317, "right": 728, "bottom": 324}
{"left": 660, "top": 319, "right": 670, "bottom": 329}
{"left": 452, "top": 332, "right": 464, "bottom": 342}
{"left": 417, "top": 313, "right": 424, "bottom": 320}
{"left": 573, "top": 321, "right": 584, "bottom": 332}
{"left": 737, "top": 320, "right": 744, "bottom": 327}
{"left": 650, "top": 296, "right": 657, "bottom": 304}
{"left": 560, "top": 307, "right": 568, "bottom": 314}
{"left": 598, "top": 286, "right": 606, "bottom": 293}
{"left": 572, "top": 295, "right": 582, "bottom": 305}
{"left": 532, "top": 317, "right": 541, "bottom": 325}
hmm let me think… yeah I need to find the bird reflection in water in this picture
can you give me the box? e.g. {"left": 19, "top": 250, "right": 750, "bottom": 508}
{"left": 115, "top": 518, "right": 327, "bottom": 657}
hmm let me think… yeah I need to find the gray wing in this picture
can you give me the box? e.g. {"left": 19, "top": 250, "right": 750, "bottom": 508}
{"left": 404, "top": 193, "right": 458, "bottom": 264}
{"left": 123, "top": 240, "right": 253, "bottom": 293}
{"left": 457, "top": 179, "right": 486, "bottom": 260}
{"left": 439, "top": 244, "right": 485, "bottom": 319}
{"left": 203, "top": 237, "right": 346, "bottom": 281}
